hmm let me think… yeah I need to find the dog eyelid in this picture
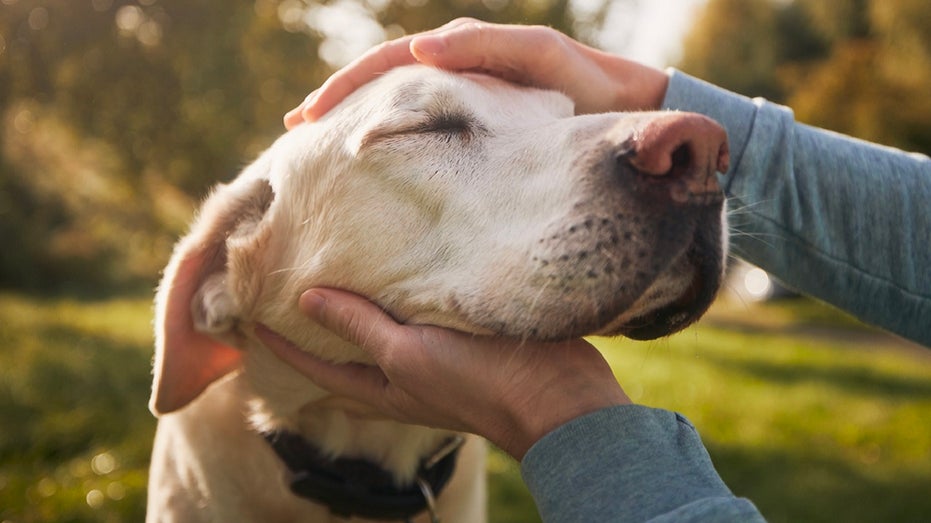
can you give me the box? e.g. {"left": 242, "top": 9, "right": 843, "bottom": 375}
{"left": 360, "top": 112, "right": 480, "bottom": 148}
{"left": 417, "top": 113, "right": 473, "bottom": 135}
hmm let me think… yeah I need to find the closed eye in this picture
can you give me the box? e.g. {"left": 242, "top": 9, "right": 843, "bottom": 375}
{"left": 416, "top": 113, "right": 473, "bottom": 136}
{"left": 359, "top": 111, "right": 483, "bottom": 149}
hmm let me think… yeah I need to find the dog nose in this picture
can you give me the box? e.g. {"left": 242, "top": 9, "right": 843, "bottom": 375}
{"left": 621, "top": 113, "right": 729, "bottom": 203}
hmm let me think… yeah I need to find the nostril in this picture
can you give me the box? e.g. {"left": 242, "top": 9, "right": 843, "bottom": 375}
{"left": 612, "top": 113, "right": 728, "bottom": 205}
{"left": 614, "top": 139, "right": 636, "bottom": 160}
{"left": 623, "top": 113, "right": 728, "bottom": 180}
{"left": 668, "top": 143, "right": 693, "bottom": 178}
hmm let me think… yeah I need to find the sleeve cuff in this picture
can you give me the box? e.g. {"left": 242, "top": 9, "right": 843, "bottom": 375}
{"left": 521, "top": 405, "right": 741, "bottom": 522}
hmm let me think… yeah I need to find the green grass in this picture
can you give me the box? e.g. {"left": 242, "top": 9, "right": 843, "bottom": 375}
{"left": 0, "top": 294, "right": 155, "bottom": 523}
{"left": 1, "top": 292, "right": 929, "bottom": 522}
{"left": 594, "top": 298, "right": 931, "bottom": 523}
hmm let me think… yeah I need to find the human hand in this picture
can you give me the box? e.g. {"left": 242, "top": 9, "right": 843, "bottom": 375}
{"left": 254, "top": 288, "right": 631, "bottom": 460}
{"left": 284, "top": 19, "right": 670, "bottom": 129}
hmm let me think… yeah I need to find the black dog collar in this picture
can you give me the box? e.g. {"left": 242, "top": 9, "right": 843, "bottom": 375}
{"left": 263, "top": 431, "right": 463, "bottom": 521}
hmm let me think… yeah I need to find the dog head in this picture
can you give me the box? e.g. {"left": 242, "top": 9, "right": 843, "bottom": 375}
{"left": 151, "top": 65, "right": 728, "bottom": 418}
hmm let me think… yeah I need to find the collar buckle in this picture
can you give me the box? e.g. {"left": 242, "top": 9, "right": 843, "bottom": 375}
{"left": 412, "top": 435, "right": 463, "bottom": 523}
{"left": 412, "top": 477, "right": 438, "bottom": 523}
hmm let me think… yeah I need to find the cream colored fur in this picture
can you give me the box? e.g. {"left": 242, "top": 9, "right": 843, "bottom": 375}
{"left": 147, "top": 65, "right": 725, "bottom": 522}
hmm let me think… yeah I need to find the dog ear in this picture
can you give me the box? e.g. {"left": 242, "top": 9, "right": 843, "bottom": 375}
{"left": 150, "top": 174, "right": 275, "bottom": 416}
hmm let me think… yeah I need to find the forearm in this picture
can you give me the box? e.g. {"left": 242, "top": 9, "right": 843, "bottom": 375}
{"left": 521, "top": 405, "right": 764, "bottom": 522}
{"left": 662, "top": 70, "right": 931, "bottom": 347}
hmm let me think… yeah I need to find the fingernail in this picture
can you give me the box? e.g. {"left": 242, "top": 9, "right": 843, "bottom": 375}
{"left": 283, "top": 107, "right": 302, "bottom": 126}
{"left": 412, "top": 35, "right": 446, "bottom": 56}
{"left": 303, "top": 90, "right": 319, "bottom": 107}
{"left": 301, "top": 91, "right": 321, "bottom": 115}
{"left": 284, "top": 92, "right": 316, "bottom": 128}
{"left": 299, "top": 290, "right": 327, "bottom": 316}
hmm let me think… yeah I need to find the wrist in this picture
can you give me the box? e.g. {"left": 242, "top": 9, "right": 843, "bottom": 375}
{"left": 497, "top": 384, "right": 631, "bottom": 460}
{"left": 597, "top": 51, "right": 669, "bottom": 111}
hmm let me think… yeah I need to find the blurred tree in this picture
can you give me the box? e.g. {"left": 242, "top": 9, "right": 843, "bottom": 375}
{"left": 4, "top": 0, "right": 925, "bottom": 293}
{"left": 677, "top": 0, "right": 782, "bottom": 100}
{"left": 0, "top": 0, "right": 610, "bottom": 293}
{"left": 679, "top": 0, "right": 931, "bottom": 154}
{"left": 0, "top": 0, "right": 325, "bottom": 291}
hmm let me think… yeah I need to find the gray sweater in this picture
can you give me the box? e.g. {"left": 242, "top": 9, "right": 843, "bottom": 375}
{"left": 520, "top": 69, "right": 931, "bottom": 522}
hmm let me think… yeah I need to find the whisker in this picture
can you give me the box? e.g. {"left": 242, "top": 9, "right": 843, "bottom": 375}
{"left": 727, "top": 228, "right": 780, "bottom": 250}
{"left": 725, "top": 196, "right": 776, "bottom": 222}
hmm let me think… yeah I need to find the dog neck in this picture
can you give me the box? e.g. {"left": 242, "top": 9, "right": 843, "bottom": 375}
{"left": 262, "top": 429, "right": 463, "bottom": 521}
{"left": 239, "top": 331, "right": 458, "bottom": 485}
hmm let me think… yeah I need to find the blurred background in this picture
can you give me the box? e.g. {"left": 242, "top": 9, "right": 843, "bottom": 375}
{"left": 1, "top": 0, "right": 929, "bottom": 521}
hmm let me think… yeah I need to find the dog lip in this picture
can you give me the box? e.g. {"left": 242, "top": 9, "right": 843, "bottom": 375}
{"left": 618, "top": 239, "right": 722, "bottom": 341}
{"left": 621, "top": 278, "right": 707, "bottom": 340}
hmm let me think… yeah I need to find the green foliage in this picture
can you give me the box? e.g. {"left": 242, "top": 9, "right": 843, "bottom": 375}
{"left": 678, "top": 0, "right": 786, "bottom": 100}
{"left": 4, "top": 2, "right": 928, "bottom": 521}
{"left": 2, "top": 293, "right": 929, "bottom": 522}
{"left": 0, "top": 0, "right": 599, "bottom": 294}
{"left": 0, "top": 293, "right": 155, "bottom": 522}
{"left": 596, "top": 298, "right": 931, "bottom": 522}
{"left": 2, "top": 0, "right": 927, "bottom": 286}
{"left": 0, "top": 0, "right": 326, "bottom": 292}
{"left": 679, "top": 0, "right": 931, "bottom": 154}
{"left": 487, "top": 448, "right": 542, "bottom": 523}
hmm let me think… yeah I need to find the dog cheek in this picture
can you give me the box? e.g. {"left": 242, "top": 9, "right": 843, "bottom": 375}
{"left": 190, "top": 228, "right": 272, "bottom": 336}
{"left": 192, "top": 273, "right": 237, "bottom": 333}
{"left": 151, "top": 177, "right": 276, "bottom": 415}
{"left": 225, "top": 224, "right": 274, "bottom": 323}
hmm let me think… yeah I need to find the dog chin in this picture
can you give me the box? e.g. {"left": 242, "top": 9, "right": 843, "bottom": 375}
{"left": 502, "top": 247, "right": 723, "bottom": 342}
{"left": 604, "top": 254, "right": 723, "bottom": 340}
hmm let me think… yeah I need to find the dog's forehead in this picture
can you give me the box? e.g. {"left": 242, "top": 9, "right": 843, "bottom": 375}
{"left": 361, "top": 65, "right": 574, "bottom": 119}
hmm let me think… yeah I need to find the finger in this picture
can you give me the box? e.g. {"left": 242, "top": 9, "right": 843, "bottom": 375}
{"left": 410, "top": 22, "right": 564, "bottom": 84}
{"left": 299, "top": 288, "right": 413, "bottom": 362}
{"left": 300, "top": 38, "right": 419, "bottom": 122}
{"left": 300, "top": 18, "right": 477, "bottom": 122}
{"left": 283, "top": 90, "right": 317, "bottom": 130}
{"left": 407, "top": 17, "right": 488, "bottom": 64}
{"left": 254, "top": 323, "right": 390, "bottom": 404}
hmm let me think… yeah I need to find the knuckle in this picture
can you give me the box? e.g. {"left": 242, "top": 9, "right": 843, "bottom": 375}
{"left": 447, "top": 17, "right": 479, "bottom": 28}
{"left": 363, "top": 38, "right": 400, "bottom": 63}
{"left": 532, "top": 26, "right": 568, "bottom": 55}
{"left": 373, "top": 39, "right": 393, "bottom": 52}
{"left": 450, "top": 18, "right": 491, "bottom": 42}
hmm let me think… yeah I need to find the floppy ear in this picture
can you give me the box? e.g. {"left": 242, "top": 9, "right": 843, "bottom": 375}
{"left": 150, "top": 175, "right": 275, "bottom": 416}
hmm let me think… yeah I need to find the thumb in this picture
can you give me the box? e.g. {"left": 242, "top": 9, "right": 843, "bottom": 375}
{"left": 254, "top": 323, "right": 388, "bottom": 403}
{"left": 298, "top": 289, "right": 411, "bottom": 363}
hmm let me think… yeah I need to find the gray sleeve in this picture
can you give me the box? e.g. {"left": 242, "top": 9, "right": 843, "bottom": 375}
{"left": 520, "top": 405, "right": 764, "bottom": 522}
{"left": 662, "top": 69, "right": 931, "bottom": 347}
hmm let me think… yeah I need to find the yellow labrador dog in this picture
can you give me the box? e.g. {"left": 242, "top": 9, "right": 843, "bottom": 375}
{"left": 147, "top": 65, "right": 729, "bottom": 522}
